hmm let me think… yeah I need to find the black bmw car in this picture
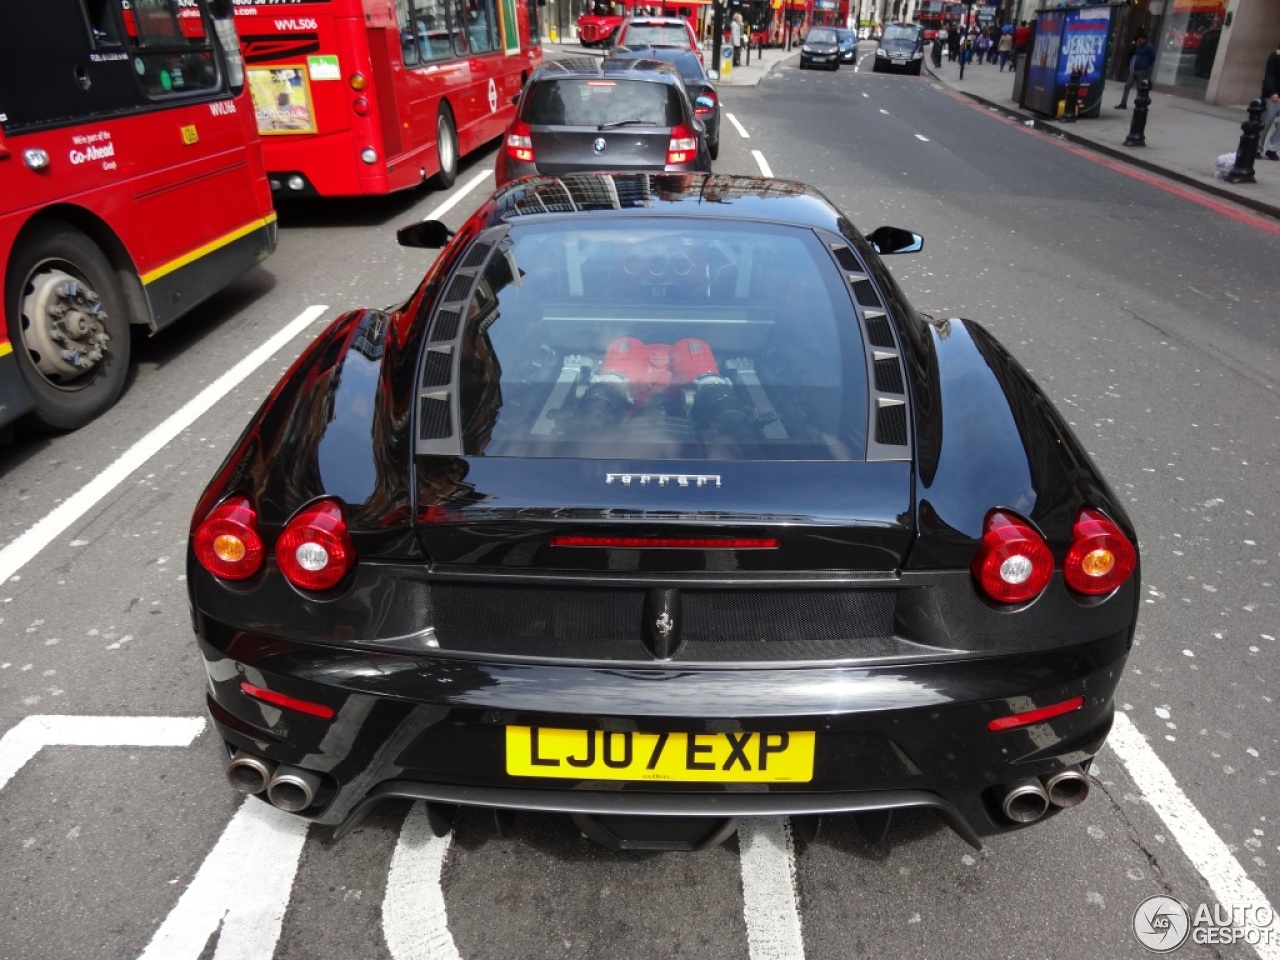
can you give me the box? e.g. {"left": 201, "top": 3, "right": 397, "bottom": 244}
{"left": 611, "top": 46, "right": 721, "bottom": 159}
{"left": 189, "top": 173, "right": 1139, "bottom": 853}
{"left": 493, "top": 57, "right": 711, "bottom": 188}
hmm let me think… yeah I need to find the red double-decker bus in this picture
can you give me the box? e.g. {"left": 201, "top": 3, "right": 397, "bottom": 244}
{"left": 1, "top": 0, "right": 276, "bottom": 435}
{"left": 235, "top": 0, "right": 543, "bottom": 198}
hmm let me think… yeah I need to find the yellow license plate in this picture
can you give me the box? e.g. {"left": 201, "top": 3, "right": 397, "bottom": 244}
{"left": 505, "top": 727, "right": 815, "bottom": 783}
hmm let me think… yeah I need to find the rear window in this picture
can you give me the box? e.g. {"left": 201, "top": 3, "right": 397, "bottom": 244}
{"left": 453, "top": 219, "right": 869, "bottom": 461}
{"left": 807, "top": 28, "right": 838, "bottom": 43}
{"left": 621, "top": 22, "right": 692, "bottom": 47}
{"left": 523, "top": 78, "right": 683, "bottom": 126}
{"left": 883, "top": 25, "right": 920, "bottom": 41}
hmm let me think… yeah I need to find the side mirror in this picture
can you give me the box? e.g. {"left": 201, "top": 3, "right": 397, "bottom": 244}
{"left": 397, "top": 220, "right": 455, "bottom": 249}
{"left": 866, "top": 226, "right": 923, "bottom": 255}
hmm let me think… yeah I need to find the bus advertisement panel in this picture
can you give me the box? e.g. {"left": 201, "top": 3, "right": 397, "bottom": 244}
{"left": 0, "top": 0, "right": 276, "bottom": 434}
{"left": 235, "top": 0, "right": 544, "bottom": 198}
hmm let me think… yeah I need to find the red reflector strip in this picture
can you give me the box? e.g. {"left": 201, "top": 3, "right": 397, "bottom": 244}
{"left": 550, "top": 535, "right": 779, "bottom": 550}
{"left": 240, "top": 681, "right": 336, "bottom": 719}
{"left": 987, "top": 696, "right": 1084, "bottom": 732}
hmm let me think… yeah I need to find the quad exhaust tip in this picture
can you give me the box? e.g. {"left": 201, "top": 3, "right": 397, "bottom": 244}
{"left": 266, "top": 765, "right": 322, "bottom": 813}
{"left": 1001, "top": 778, "right": 1050, "bottom": 824}
{"left": 226, "top": 751, "right": 275, "bottom": 795}
{"left": 1044, "top": 767, "right": 1091, "bottom": 809}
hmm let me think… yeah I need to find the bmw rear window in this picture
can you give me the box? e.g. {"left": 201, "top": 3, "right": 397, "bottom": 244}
{"left": 453, "top": 219, "right": 869, "bottom": 461}
{"left": 523, "top": 78, "right": 683, "bottom": 126}
{"left": 622, "top": 22, "right": 692, "bottom": 46}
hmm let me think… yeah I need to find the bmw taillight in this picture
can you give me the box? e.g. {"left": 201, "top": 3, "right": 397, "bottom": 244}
{"left": 275, "top": 499, "right": 356, "bottom": 591}
{"left": 972, "top": 510, "right": 1054, "bottom": 604}
{"left": 194, "top": 494, "right": 264, "bottom": 581}
{"left": 1064, "top": 508, "right": 1136, "bottom": 595}
{"left": 506, "top": 120, "right": 534, "bottom": 163}
{"left": 666, "top": 123, "right": 698, "bottom": 165}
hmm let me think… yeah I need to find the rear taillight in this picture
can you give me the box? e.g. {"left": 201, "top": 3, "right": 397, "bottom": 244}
{"left": 972, "top": 510, "right": 1053, "bottom": 604}
{"left": 275, "top": 499, "right": 356, "bottom": 591}
{"left": 666, "top": 123, "right": 698, "bottom": 165}
{"left": 194, "top": 494, "right": 264, "bottom": 581}
{"left": 1064, "top": 508, "right": 1136, "bottom": 595}
{"left": 506, "top": 120, "right": 534, "bottom": 163}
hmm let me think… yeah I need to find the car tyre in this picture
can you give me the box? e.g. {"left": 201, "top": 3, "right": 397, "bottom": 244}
{"left": 912, "top": 62, "right": 922, "bottom": 76}
{"left": 5, "top": 223, "right": 132, "bottom": 432}
{"left": 432, "top": 104, "right": 459, "bottom": 189}
{"left": 708, "top": 137, "right": 719, "bottom": 160}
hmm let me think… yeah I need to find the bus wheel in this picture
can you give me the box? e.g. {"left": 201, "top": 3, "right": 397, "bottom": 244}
{"left": 5, "top": 225, "right": 131, "bottom": 432}
{"left": 433, "top": 106, "right": 459, "bottom": 189}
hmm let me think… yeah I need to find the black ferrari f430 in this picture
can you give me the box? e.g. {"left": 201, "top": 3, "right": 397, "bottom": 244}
{"left": 188, "top": 173, "right": 1139, "bottom": 852}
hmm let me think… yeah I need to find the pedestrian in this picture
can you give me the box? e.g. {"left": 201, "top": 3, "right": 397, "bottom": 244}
{"left": 947, "top": 22, "right": 960, "bottom": 62}
{"left": 976, "top": 28, "right": 990, "bottom": 64}
{"left": 1261, "top": 40, "right": 1280, "bottom": 161}
{"left": 731, "top": 12, "right": 743, "bottom": 66}
{"left": 1012, "top": 20, "right": 1030, "bottom": 72}
{"left": 935, "top": 25, "right": 948, "bottom": 67}
{"left": 997, "top": 28, "right": 1013, "bottom": 71}
{"left": 1114, "top": 30, "right": 1155, "bottom": 110}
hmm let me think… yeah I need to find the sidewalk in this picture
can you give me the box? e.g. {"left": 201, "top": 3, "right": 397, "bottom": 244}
{"left": 923, "top": 53, "right": 1280, "bottom": 221}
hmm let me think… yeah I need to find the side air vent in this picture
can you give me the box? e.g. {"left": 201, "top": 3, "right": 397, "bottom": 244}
{"left": 864, "top": 314, "right": 895, "bottom": 348}
{"left": 422, "top": 348, "right": 452, "bottom": 388}
{"left": 460, "top": 242, "right": 492, "bottom": 269}
{"left": 852, "top": 279, "right": 882, "bottom": 308}
{"left": 431, "top": 309, "right": 461, "bottom": 343}
{"left": 420, "top": 396, "right": 452, "bottom": 440}
{"left": 876, "top": 401, "right": 908, "bottom": 446}
{"left": 874, "top": 356, "right": 904, "bottom": 394}
{"left": 831, "top": 245, "right": 860, "bottom": 272}
{"left": 443, "top": 274, "right": 473, "bottom": 304}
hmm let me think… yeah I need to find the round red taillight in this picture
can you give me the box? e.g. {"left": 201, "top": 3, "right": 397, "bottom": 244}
{"left": 193, "top": 494, "right": 264, "bottom": 581}
{"left": 352, "top": 96, "right": 370, "bottom": 116}
{"left": 275, "top": 499, "right": 356, "bottom": 591}
{"left": 972, "top": 509, "right": 1054, "bottom": 604}
{"left": 1064, "top": 507, "right": 1136, "bottom": 595}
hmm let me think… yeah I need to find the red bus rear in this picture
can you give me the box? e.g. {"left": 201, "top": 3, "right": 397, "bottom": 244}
{"left": 236, "top": 0, "right": 543, "bottom": 198}
{"left": 1, "top": 0, "right": 276, "bottom": 434}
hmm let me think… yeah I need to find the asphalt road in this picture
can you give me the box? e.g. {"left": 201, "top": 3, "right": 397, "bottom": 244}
{"left": 1, "top": 50, "right": 1277, "bottom": 960}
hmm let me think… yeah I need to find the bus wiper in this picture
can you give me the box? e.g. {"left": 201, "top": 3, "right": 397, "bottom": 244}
{"left": 597, "top": 119, "right": 655, "bottom": 129}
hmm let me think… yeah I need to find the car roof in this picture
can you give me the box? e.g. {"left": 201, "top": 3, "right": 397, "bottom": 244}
{"left": 483, "top": 172, "right": 846, "bottom": 232}
{"left": 610, "top": 45, "right": 709, "bottom": 80}
{"left": 530, "top": 56, "right": 685, "bottom": 85}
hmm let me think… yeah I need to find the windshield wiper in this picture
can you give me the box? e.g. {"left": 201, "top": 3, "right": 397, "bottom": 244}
{"left": 597, "top": 119, "right": 656, "bottom": 130}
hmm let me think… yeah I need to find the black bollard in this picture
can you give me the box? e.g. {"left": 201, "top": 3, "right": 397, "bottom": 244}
{"left": 1225, "top": 98, "right": 1264, "bottom": 184}
{"left": 1062, "top": 68, "right": 1081, "bottom": 123}
{"left": 1123, "top": 78, "right": 1151, "bottom": 147}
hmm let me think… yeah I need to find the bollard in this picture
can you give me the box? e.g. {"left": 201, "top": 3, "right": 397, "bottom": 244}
{"left": 1123, "top": 78, "right": 1151, "bottom": 147}
{"left": 1225, "top": 98, "right": 1264, "bottom": 184}
{"left": 1062, "top": 68, "right": 1082, "bottom": 123}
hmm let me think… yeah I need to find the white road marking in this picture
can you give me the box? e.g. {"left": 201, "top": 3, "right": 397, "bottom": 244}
{"left": 915, "top": 134, "right": 929, "bottom": 141}
{"left": 726, "top": 112, "right": 751, "bottom": 138}
{"left": 383, "top": 804, "right": 462, "bottom": 960}
{"left": 739, "top": 818, "right": 805, "bottom": 960}
{"left": 1108, "top": 712, "right": 1279, "bottom": 960}
{"left": 879, "top": 108, "right": 890, "bottom": 114}
{"left": 752, "top": 151, "right": 774, "bottom": 178}
{"left": 429, "top": 170, "right": 493, "bottom": 220}
{"left": 0, "top": 714, "right": 205, "bottom": 791}
{"left": 136, "top": 801, "right": 309, "bottom": 960}
{"left": 0, "top": 304, "right": 328, "bottom": 585}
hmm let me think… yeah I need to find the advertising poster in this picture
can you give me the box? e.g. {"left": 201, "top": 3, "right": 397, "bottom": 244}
{"left": 249, "top": 67, "right": 317, "bottom": 135}
{"left": 1024, "top": 9, "right": 1064, "bottom": 117}
{"left": 1022, "top": 6, "right": 1113, "bottom": 119}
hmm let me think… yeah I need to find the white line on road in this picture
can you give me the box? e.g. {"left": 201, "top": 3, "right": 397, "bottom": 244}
{"left": 739, "top": 818, "right": 805, "bottom": 960}
{"left": 0, "top": 304, "right": 329, "bottom": 585}
{"left": 752, "top": 150, "right": 774, "bottom": 177}
{"left": 726, "top": 112, "right": 751, "bottom": 138}
{"left": 0, "top": 714, "right": 206, "bottom": 791}
{"left": 428, "top": 170, "right": 493, "bottom": 220}
{"left": 879, "top": 108, "right": 890, "bottom": 114}
{"left": 383, "top": 804, "right": 462, "bottom": 960}
{"left": 915, "top": 134, "right": 930, "bottom": 141}
{"left": 1108, "top": 712, "right": 1279, "bottom": 960}
{"left": 136, "top": 800, "right": 309, "bottom": 960}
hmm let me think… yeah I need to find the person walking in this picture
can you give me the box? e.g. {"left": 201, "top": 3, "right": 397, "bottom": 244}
{"left": 1260, "top": 40, "right": 1280, "bottom": 160}
{"left": 976, "top": 27, "right": 990, "bottom": 64}
{"left": 997, "top": 28, "right": 1013, "bottom": 71}
{"left": 1012, "top": 20, "right": 1030, "bottom": 73}
{"left": 947, "top": 22, "right": 961, "bottom": 62}
{"left": 1115, "top": 30, "right": 1155, "bottom": 109}
{"left": 731, "top": 12, "right": 743, "bottom": 66}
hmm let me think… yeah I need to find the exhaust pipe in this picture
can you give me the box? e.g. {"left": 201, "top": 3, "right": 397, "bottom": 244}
{"left": 1000, "top": 778, "right": 1050, "bottom": 824}
{"left": 266, "top": 765, "right": 322, "bottom": 813}
{"left": 226, "top": 751, "right": 275, "bottom": 795}
{"left": 1043, "top": 767, "right": 1091, "bottom": 808}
